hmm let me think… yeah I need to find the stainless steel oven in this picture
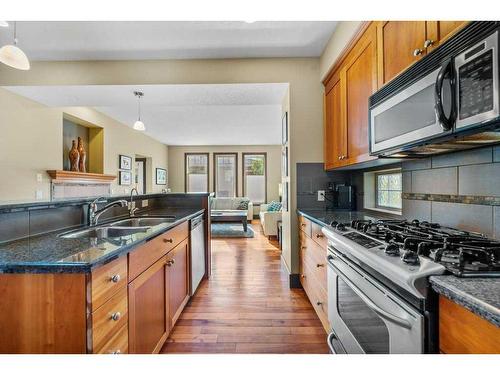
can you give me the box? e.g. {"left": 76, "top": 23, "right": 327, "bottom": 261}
{"left": 369, "top": 22, "right": 500, "bottom": 158}
{"left": 326, "top": 246, "right": 425, "bottom": 354}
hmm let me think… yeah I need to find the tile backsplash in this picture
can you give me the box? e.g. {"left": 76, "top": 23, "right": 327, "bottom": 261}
{"left": 402, "top": 145, "right": 500, "bottom": 238}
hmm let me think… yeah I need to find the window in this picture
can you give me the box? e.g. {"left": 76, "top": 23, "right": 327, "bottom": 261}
{"left": 375, "top": 171, "right": 402, "bottom": 210}
{"left": 185, "top": 153, "right": 209, "bottom": 192}
{"left": 243, "top": 153, "right": 266, "bottom": 204}
{"left": 214, "top": 153, "right": 237, "bottom": 197}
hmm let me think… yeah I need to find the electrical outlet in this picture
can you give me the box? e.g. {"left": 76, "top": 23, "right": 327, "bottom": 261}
{"left": 35, "top": 190, "right": 43, "bottom": 200}
{"left": 142, "top": 200, "right": 149, "bottom": 207}
{"left": 317, "top": 190, "right": 325, "bottom": 201}
{"left": 36, "top": 173, "right": 43, "bottom": 183}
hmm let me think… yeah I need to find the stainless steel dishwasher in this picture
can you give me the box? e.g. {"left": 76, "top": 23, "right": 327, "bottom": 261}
{"left": 189, "top": 214, "right": 205, "bottom": 295}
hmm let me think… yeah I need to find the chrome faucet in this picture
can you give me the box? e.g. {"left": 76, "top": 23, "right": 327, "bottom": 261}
{"left": 89, "top": 197, "right": 128, "bottom": 226}
{"left": 129, "top": 188, "right": 140, "bottom": 216}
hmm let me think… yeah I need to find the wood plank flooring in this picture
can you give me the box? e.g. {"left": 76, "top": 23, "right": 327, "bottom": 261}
{"left": 161, "top": 220, "right": 329, "bottom": 354}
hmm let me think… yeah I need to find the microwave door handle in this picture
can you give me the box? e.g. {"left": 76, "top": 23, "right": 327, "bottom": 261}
{"left": 334, "top": 266, "right": 413, "bottom": 330}
{"left": 434, "top": 59, "right": 456, "bottom": 131}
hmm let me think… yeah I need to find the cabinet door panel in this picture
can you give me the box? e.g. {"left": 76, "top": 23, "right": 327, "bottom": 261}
{"left": 426, "top": 21, "right": 467, "bottom": 51}
{"left": 128, "top": 256, "right": 170, "bottom": 354}
{"left": 345, "top": 27, "right": 378, "bottom": 163}
{"left": 324, "top": 76, "right": 344, "bottom": 169}
{"left": 168, "top": 239, "right": 190, "bottom": 327}
{"left": 381, "top": 21, "right": 427, "bottom": 84}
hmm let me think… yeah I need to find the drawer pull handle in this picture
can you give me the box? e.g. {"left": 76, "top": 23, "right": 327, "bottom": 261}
{"left": 163, "top": 238, "right": 173, "bottom": 243}
{"left": 111, "top": 312, "right": 121, "bottom": 321}
{"left": 111, "top": 350, "right": 121, "bottom": 354}
{"left": 316, "top": 263, "right": 325, "bottom": 268}
{"left": 316, "top": 301, "right": 323, "bottom": 306}
{"left": 300, "top": 274, "right": 305, "bottom": 279}
{"left": 423, "top": 39, "right": 434, "bottom": 48}
{"left": 316, "top": 233, "right": 324, "bottom": 238}
{"left": 166, "top": 259, "right": 175, "bottom": 267}
{"left": 301, "top": 246, "right": 307, "bottom": 250}
{"left": 413, "top": 48, "right": 423, "bottom": 57}
{"left": 110, "top": 274, "right": 121, "bottom": 283}
{"left": 301, "top": 223, "right": 306, "bottom": 227}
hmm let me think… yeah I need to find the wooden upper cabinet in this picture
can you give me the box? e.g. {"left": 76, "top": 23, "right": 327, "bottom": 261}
{"left": 324, "top": 74, "right": 344, "bottom": 169}
{"left": 378, "top": 21, "right": 427, "bottom": 85}
{"left": 378, "top": 21, "right": 468, "bottom": 85}
{"left": 168, "top": 238, "right": 190, "bottom": 328}
{"left": 343, "top": 25, "right": 378, "bottom": 165}
{"left": 128, "top": 255, "right": 170, "bottom": 354}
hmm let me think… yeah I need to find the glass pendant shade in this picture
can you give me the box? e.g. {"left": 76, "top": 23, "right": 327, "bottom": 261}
{"left": 0, "top": 44, "right": 30, "bottom": 70}
{"left": 133, "top": 120, "right": 145, "bottom": 131}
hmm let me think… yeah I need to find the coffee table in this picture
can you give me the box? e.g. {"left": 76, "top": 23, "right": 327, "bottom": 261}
{"left": 210, "top": 210, "right": 248, "bottom": 232}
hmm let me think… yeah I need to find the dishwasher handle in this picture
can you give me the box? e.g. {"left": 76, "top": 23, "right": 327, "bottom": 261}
{"left": 191, "top": 215, "right": 204, "bottom": 230}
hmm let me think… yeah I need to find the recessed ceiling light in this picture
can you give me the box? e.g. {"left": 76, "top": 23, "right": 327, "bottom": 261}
{"left": 0, "top": 21, "right": 9, "bottom": 28}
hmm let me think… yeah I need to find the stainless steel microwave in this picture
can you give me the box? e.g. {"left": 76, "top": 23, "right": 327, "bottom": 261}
{"left": 369, "top": 22, "right": 500, "bottom": 157}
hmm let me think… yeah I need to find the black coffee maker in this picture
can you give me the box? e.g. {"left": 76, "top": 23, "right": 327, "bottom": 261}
{"left": 335, "top": 184, "right": 355, "bottom": 210}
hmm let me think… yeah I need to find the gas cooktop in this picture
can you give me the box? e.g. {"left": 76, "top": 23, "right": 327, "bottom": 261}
{"left": 329, "top": 219, "right": 500, "bottom": 278}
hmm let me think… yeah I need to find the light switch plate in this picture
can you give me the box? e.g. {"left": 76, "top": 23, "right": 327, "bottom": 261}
{"left": 36, "top": 173, "right": 43, "bottom": 183}
{"left": 317, "top": 190, "right": 325, "bottom": 201}
{"left": 35, "top": 190, "right": 43, "bottom": 200}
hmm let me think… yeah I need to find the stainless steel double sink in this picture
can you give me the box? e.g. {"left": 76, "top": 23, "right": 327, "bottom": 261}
{"left": 59, "top": 216, "right": 176, "bottom": 239}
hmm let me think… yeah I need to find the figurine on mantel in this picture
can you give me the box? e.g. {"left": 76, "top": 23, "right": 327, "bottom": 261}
{"left": 69, "top": 140, "right": 80, "bottom": 171}
{"left": 77, "top": 136, "right": 86, "bottom": 173}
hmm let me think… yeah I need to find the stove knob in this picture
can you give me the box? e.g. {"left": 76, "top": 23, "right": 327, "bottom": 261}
{"left": 330, "top": 220, "right": 338, "bottom": 227}
{"left": 401, "top": 250, "right": 420, "bottom": 265}
{"left": 336, "top": 223, "right": 346, "bottom": 231}
{"left": 411, "top": 219, "right": 420, "bottom": 226}
{"left": 384, "top": 243, "right": 400, "bottom": 256}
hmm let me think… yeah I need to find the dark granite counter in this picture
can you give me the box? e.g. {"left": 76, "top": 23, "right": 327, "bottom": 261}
{"left": 430, "top": 275, "right": 500, "bottom": 327}
{"left": 297, "top": 209, "right": 395, "bottom": 227}
{"left": 0, "top": 207, "right": 204, "bottom": 274}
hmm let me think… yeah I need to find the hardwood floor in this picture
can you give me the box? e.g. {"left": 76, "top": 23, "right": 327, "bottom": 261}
{"left": 161, "top": 220, "right": 329, "bottom": 354}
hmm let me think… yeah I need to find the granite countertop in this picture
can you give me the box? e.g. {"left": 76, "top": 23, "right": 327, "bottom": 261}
{"left": 0, "top": 207, "right": 204, "bottom": 274}
{"left": 430, "top": 275, "right": 500, "bottom": 327}
{"left": 297, "top": 208, "right": 395, "bottom": 227}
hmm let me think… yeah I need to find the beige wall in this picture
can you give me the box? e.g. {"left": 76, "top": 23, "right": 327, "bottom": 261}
{"left": 319, "top": 21, "right": 363, "bottom": 81}
{"left": 168, "top": 145, "right": 281, "bottom": 212}
{"left": 0, "top": 57, "right": 323, "bottom": 275}
{"left": 0, "top": 87, "right": 168, "bottom": 201}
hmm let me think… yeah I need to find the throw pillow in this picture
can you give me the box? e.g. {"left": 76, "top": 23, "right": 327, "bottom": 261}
{"left": 237, "top": 199, "right": 249, "bottom": 210}
{"left": 267, "top": 201, "right": 282, "bottom": 212}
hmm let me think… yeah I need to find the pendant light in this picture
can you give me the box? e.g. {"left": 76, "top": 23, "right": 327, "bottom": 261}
{"left": 0, "top": 21, "right": 30, "bottom": 70}
{"left": 133, "top": 91, "right": 146, "bottom": 131}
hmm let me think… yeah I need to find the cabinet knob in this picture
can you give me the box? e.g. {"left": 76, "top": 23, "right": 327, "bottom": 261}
{"left": 423, "top": 39, "right": 434, "bottom": 48}
{"left": 316, "top": 263, "right": 325, "bottom": 268}
{"left": 301, "top": 246, "right": 307, "bottom": 250}
{"left": 111, "top": 312, "right": 121, "bottom": 321}
{"left": 111, "top": 350, "right": 121, "bottom": 354}
{"left": 316, "top": 301, "right": 323, "bottom": 306}
{"left": 301, "top": 223, "right": 306, "bottom": 227}
{"left": 413, "top": 48, "right": 423, "bottom": 57}
{"left": 300, "top": 274, "right": 305, "bottom": 279}
{"left": 110, "top": 274, "right": 121, "bottom": 283}
{"left": 166, "top": 259, "right": 175, "bottom": 267}
{"left": 163, "top": 238, "right": 173, "bottom": 243}
{"left": 316, "top": 233, "right": 324, "bottom": 238}
{"left": 338, "top": 156, "right": 341, "bottom": 160}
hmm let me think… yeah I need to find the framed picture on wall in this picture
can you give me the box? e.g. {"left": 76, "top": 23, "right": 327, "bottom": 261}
{"left": 281, "top": 147, "right": 288, "bottom": 177}
{"left": 119, "top": 154, "right": 132, "bottom": 170}
{"left": 156, "top": 168, "right": 167, "bottom": 185}
{"left": 281, "top": 112, "right": 288, "bottom": 146}
{"left": 119, "top": 170, "right": 132, "bottom": 185}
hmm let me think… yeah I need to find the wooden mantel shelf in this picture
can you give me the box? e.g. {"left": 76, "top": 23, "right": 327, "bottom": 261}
{"left": 46, "top": 170, "right": 116, "bottom": 183}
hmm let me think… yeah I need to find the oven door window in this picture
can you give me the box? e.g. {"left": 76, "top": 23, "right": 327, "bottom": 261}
{"left": 337, "top": 277, "right": 390, "bottom": 353}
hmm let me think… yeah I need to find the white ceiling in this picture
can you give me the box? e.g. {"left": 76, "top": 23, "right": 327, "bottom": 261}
{"left": 4, "top": 83, "right": 288, "bottom": 145}
{"left": 0, "top": 21, "right": 338, "bottom": 61}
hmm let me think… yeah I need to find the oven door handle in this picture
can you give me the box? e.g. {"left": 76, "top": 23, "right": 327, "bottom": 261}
{"left": 328, "top": 256, "right": 413, "bottom": 330}
{"left": 327, "top": 331, "right": 345, "bottom": 354}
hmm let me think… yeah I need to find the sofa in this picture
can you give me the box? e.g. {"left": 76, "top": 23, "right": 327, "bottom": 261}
{"left": 259, "top": 203, "right": 282, "bottom": 237}
{"left": 210, "top": 197, "right": 253, "bottom": 221}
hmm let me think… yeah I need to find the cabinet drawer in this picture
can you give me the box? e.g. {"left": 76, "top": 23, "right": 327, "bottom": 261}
{"left": 129, "top": 221, "right": 189, "bottom": 281}
{"left": 96, "top": 323, "right": 128, "bottom": 354}
{"left": 300, "top": 260, "right": 329, "bottom": 332}
{"left": 91, "top": 288, "right": 128, "bottom": 353}
{"left": 311, "top": 222, "right": 328, "bottom": 249}
{"left": 300, "top": 235, "right": 328, "bottom": 281}
{"left": 298, "top": 215, "right": 312, "bottom": 237}
{"left": 91, "top": 256, "right": 128, "bottom": 311}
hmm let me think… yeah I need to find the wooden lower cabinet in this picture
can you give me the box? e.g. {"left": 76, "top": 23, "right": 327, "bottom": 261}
{"left": 128, "top": 254, "right": 171, "bottom": 354}
{"left": 439, "top": 296, "right": 500, "bottom": 354}
{"left": 298, "top": 215, "right": 330, "bottom": 332}
{"left": 168, "top": 238, "right": 190, "bottom": 328}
